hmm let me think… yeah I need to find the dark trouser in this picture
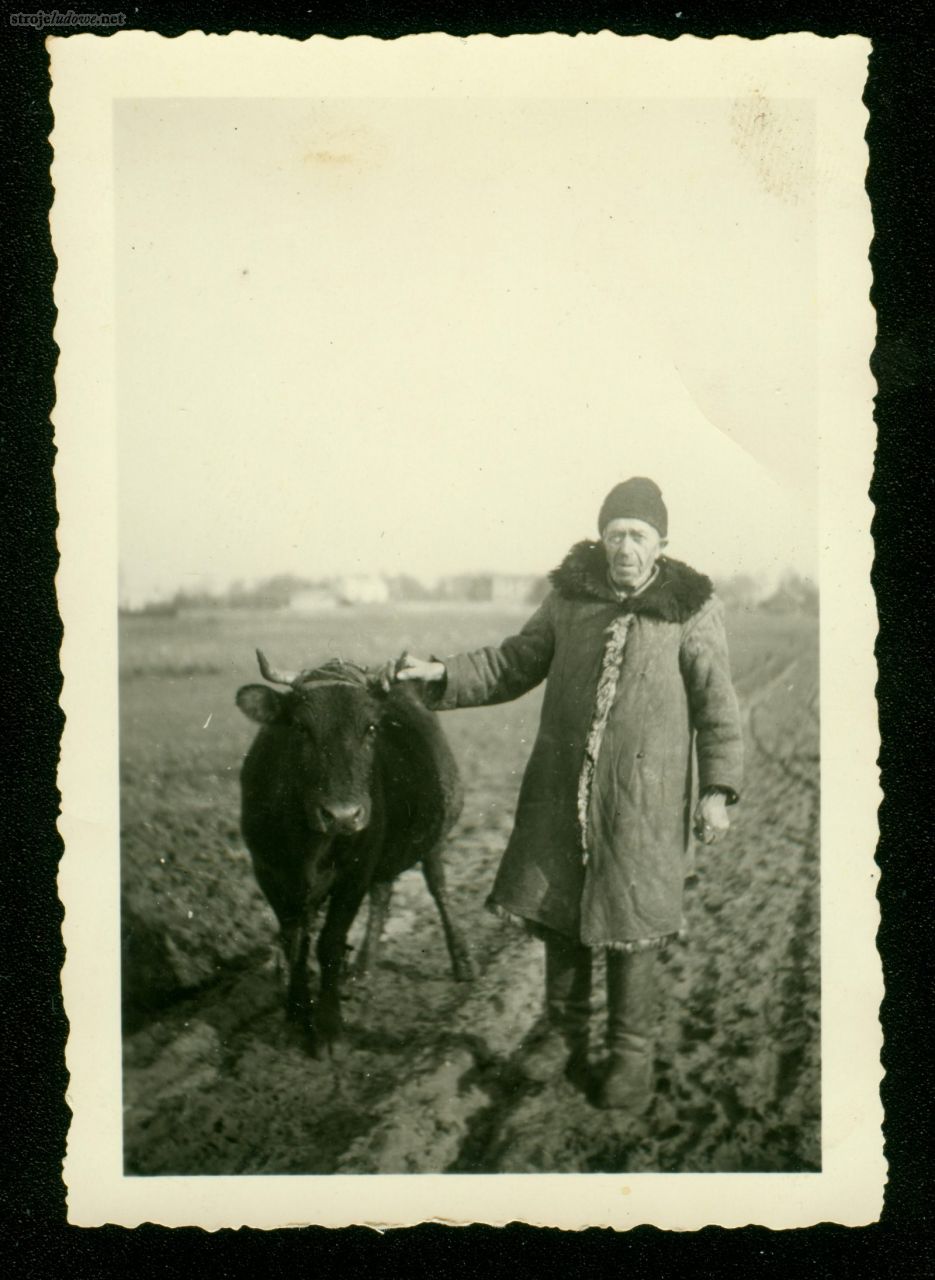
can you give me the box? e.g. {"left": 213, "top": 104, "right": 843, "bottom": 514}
{"left": 541, "top": 928, "right": 658, "bottom": 1048}
{"left": 524, "top": 926, "right": 658, "bottom": 1102}
{"left": 599, "top": 947, "right": 658, "bottom": 1109}
{"left": 544, "top": 928, "right": 593, "bottom": 1038}
{"left": 605, "top": 948, "right": 657, "bottom": 1054}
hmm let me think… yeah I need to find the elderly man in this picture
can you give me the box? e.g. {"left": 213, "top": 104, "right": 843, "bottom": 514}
{"left": 387, "top": 477, "right": 743, "bottom": 1111}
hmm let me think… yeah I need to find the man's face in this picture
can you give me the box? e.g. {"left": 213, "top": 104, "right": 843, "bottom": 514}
{"left": 602, "top": 517, "right": 665, "bottom": 590}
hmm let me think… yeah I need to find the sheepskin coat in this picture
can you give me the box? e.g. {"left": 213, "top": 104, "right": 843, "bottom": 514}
{"left": 434, "top": 541, "right": 744, "bottom": 950}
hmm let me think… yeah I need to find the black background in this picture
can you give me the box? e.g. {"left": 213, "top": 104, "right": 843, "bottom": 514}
{"left": 2, "top": 4, "right": 933, "bottom": 1274}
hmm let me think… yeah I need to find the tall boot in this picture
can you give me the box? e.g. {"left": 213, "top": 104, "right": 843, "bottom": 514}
{"left": 599, "top": 948, "right": 657, "bottom": 1112}
{"left": 514, "top": 928, "right": 592, "bottom": 1083}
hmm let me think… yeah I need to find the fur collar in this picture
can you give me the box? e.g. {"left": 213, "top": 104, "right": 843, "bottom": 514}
{"left": 548, "top": 540, "right": 713, "bottom": 623}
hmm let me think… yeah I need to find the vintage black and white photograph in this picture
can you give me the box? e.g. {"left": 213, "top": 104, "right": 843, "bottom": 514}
{"left": 53, "top": 33, "right": 881, "bottom": 1228}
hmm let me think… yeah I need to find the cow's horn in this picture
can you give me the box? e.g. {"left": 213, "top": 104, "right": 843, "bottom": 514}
{"left": 256, "top": 649, "right": 299, "bottom": 687}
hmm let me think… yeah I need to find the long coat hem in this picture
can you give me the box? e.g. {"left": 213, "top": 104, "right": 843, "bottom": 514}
{"left": 485, "top": 895, "right": 686, "bottom": 954}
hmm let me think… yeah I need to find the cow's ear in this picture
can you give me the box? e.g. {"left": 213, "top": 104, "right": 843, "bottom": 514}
{"left": 236, "top": 684, "right": 284, "bottom": 724}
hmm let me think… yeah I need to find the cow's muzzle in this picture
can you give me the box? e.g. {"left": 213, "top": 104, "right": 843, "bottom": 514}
{"left": 314, "top": 799, "right": 369, "bottom": 835}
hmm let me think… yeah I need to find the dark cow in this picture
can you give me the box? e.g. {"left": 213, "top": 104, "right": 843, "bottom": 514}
{"left": 236, "top": 649, "right": 474, "bottom": 1054}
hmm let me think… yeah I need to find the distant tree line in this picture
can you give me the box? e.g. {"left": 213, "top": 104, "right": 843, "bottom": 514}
{"left": 714, "top": 570, "right": 818, "bottom": 616}
{"left": 123, "top": 568, "right": 817, "bottom": 616}
{"left": 138, "top": 572, "right": 551, "bottom": 611}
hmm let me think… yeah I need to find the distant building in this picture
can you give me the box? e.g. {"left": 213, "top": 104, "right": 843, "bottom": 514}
{"left": 436, "top": 573, "right": 543, "bottom": 604}
{"left": 491, "top": 574, "right": 545, "bottom": 605}
{"left": 334, "top": 574, "right": 390, "bottom": 605}
{"left": 287, "top": 587, "right": 338, "bottom": 613}
{"left": 437, "top": 574, "right": 489, "bottom": 602}
{"left": 759, "top": 572, "right": 819, "bottom": 616}
{"left": 385, "top": 574, "right": 435, "bottom": 603}
{"left": 118, "top": 580, "right": 176, "bottom": 614}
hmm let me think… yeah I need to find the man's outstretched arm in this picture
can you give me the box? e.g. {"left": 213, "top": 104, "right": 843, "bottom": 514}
{"left": 382, "top": 595, "right": 557, "bottom": 709}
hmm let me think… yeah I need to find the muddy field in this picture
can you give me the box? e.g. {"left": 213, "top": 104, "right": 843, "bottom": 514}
{"left": 120, "top": 603, "right": 819, "bottom": 1175}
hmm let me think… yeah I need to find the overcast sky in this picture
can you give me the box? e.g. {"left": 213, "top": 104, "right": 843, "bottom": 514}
{"left": 115, "top": 95, "right": 816, "bottom": 601}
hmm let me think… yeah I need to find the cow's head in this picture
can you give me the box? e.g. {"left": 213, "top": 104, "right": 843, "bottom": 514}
{"left": 236, "top": 651, "right": 389, "bottom": 836}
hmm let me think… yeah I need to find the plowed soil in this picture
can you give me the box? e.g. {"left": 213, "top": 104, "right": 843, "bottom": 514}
{"left": 120, "top": 605, "right": 819, "bottom": 1174}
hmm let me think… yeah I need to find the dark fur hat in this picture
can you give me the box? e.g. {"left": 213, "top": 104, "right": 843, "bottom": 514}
{"left": 598, "top": 477, "right": 668, "bottom": 538}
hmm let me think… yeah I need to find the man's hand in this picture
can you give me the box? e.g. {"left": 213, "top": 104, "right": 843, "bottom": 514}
{"left": 692, "top": 791, "right": 731, "bottom": 846}
{"left": 378, "top": 652, "right": 446, "bottom": 693}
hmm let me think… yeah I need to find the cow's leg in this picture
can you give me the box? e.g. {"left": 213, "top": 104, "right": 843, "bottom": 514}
{"left": 421, "top": 845, "right": 476, "bottom": 981}
{"left": 352, "top": 879, "right": 393, "bottom": 981}
{"left": 251, "top": 856, "right": 314, "bottom": 1026}
{"left": 314, "top": 878, "right": 370, "bottom": 1052}
{"left": 280, "top": 916, "right": 313, "bottom": 1023}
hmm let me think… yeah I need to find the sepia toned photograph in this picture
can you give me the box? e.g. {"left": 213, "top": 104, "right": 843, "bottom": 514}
{"left": 53, "top": 33, "right": 880, "bottom": 1228}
